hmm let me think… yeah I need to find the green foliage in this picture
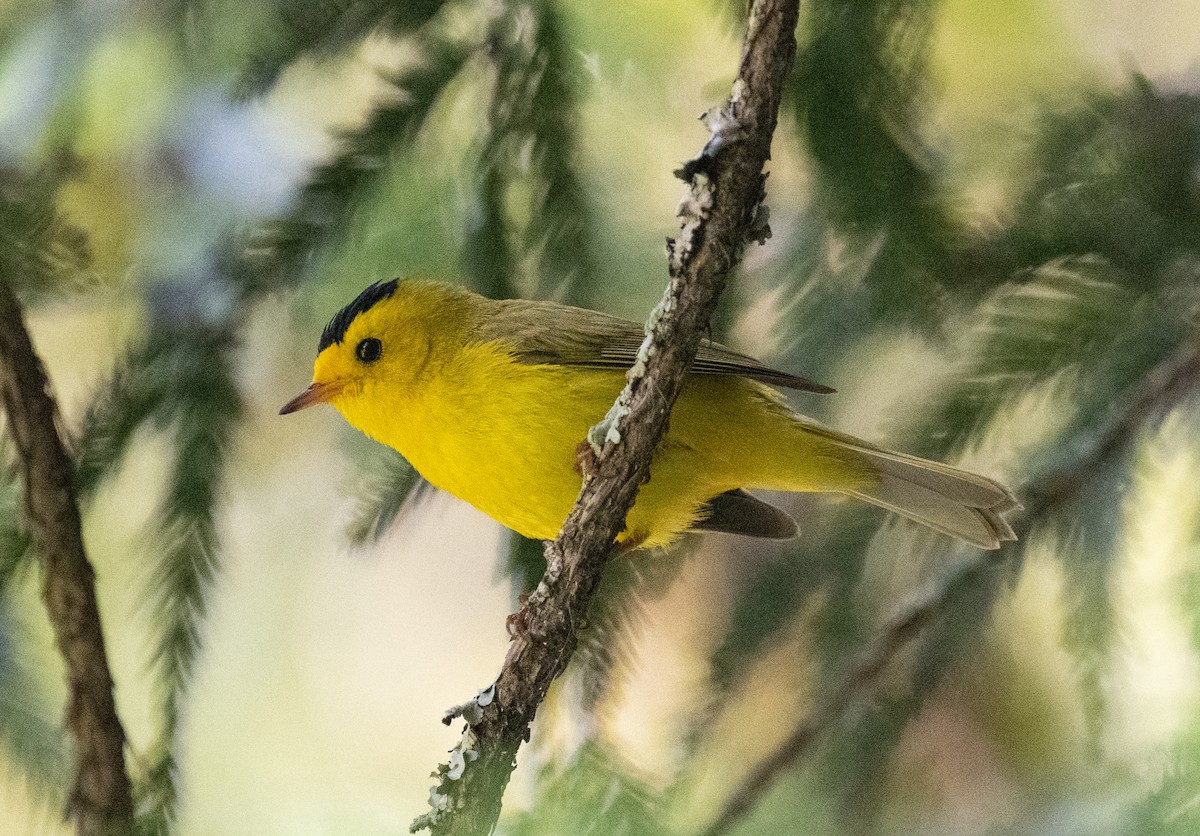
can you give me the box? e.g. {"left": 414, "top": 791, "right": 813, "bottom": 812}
{"left": 1, "top": 1, "right": 1200, "bottom": 835}
{"left": 502, "top": 532, "right": 547, "bottom": 598}
{"left": 507, "top": 742, "right": 667, "bottom": 836}
{"left": 75, "top": 346, "right": 170, "bottom": 499}
{"left": 794, "top": 0, "right": 939, "bottom": 235}
{"left": 463, "top": 0, "right": 597, "bottom": 303}
{"left": 150, "top": 330, "right": 239, "bottom": 699}
{"left": 575, "top": 548, "right": 692, "bottom": 723}
{"left": 912, "top": 256, "right": 1140, "bottom": 461}
{"left": 239, "top": 0, "right": 450, "bottom": 95}
{"left": 0, "top": 451, "right": 61, "bottom": 806}
{"left": 240, "top": 34, "right": 473, "bottom": 296}
{"left": 0, "top": 607, "right": 68, "bottom": 807}
{"left": 346, "top": 448, "right": 427, "bottom": 546}
{"left": 708, "top": 524, "right": 836, "bottom": 691}
{"left": 1129, "top": 752, "right": 1200, "bottom": 836}
{"left": 104, "top": 322, "right": 242, "bottom": 830}
{"left": 1003, "top": 80, "right": 1200, "bottom": 275}
{"left": 791, "top": 0, "right": 958, "bottom": 322}
{"left": 0, "top": 164, "right": 91, "bottom": 298}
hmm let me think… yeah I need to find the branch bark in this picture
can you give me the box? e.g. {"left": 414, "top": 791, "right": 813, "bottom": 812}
{"left": 0, "top": 281, "right": 134, "bottom": 836}
{"left": 412, "top": 1, "right": 802, "bottom": 833}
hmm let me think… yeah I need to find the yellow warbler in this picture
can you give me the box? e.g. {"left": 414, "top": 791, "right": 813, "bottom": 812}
{"left": 281, "top": 279, "right": 1018, "bottom": 549}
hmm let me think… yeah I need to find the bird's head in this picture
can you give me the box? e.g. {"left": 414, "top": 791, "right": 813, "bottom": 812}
{"left": 280, "top": 279, "right": 456, "bottom": 419}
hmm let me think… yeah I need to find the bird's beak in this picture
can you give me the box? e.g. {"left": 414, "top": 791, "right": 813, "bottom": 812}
{"left": 279, "top": 381, "right": 342, "bottom": 415}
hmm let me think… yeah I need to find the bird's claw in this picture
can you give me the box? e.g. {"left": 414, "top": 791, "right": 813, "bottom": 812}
{"left": 573, "top": 440, "right": 600, "bottom": 477}
{"left": 505, "top": 592, "right": 532, "bottom": 639}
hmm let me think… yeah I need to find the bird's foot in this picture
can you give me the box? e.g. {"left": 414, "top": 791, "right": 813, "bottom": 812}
{"left": 573, "top": 440, "right": 600, "bottom": 477}
{"left": 617, "top": 529, "right": 648, "bottom": 552}
{"left": 505, "top": 592, "right": 531, "bottom": 639}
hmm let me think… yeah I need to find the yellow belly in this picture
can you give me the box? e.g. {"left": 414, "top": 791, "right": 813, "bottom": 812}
{"left": 339, "top": 343, "right": 870, "bottom": 548}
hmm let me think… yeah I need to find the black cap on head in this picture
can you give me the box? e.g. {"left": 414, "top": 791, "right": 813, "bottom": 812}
{"left": 318, "top": 279, "right": 399, "bottom": 352}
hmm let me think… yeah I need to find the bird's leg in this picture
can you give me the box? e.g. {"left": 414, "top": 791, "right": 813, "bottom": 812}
{"left": 617, "top": 529, "right": 648, "bottom": 552}
{"left": 505, "top": 592, "right": 531, "bottom": 639}
{"left": 573, "top": 439, "right": 600, "bottom": 477}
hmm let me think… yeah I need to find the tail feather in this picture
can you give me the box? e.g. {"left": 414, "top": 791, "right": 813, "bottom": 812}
{"left": 839, "top": 445, "right": 1019, "bottom": 549}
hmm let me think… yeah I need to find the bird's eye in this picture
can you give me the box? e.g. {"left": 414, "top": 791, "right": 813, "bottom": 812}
{"left": 355, "top": 337, "right": 382, "bottom": 363}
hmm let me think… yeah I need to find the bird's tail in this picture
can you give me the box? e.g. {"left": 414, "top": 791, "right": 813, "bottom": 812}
{"left": 803, "top": 429, "right": 1020, "bottom": 549}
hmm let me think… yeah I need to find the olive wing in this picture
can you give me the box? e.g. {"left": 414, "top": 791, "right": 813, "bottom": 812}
{"left": 472, "top": 298, "right": 834, "bottom": 393}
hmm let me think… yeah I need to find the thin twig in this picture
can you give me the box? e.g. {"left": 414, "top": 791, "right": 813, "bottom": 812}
{"left": 412, "top": 1, "right": 802, "bottom": 834}
{"left": 700, "top": 557, "right": 987, "bottom": 836}
{"left": 701, "top": 334, "right": 1200, "bottom": 836}
{"left": 0, "top": 280, "right": 133, "bottom": 836}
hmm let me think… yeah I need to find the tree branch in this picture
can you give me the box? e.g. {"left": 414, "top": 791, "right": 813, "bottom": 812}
{"left": 700, "top": 559, "right": 977, "bottom": 836}
{"left": 412, "top": 1, "right": 802, "bottom": 833}
{"left": 0, "top": 280, "right": 133, "bottom": 836}
{"left": 700, "top": 333, "right": 1200, "bottom": 836}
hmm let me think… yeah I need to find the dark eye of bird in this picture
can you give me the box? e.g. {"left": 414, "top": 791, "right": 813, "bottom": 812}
{"left": 356, "top": 337, "right": 382, "bottom": 363}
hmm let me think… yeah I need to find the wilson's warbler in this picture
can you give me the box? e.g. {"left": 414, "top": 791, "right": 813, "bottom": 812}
{"left": 281, "top": 279, "right": 1018, "bottom": 549}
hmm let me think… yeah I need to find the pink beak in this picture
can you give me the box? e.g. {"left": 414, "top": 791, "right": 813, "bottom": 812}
{"left": 279, "top": 381, "right": 342, "bottom": 415}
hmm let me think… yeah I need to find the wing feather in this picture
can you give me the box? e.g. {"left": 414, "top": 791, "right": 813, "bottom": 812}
{"left": 472, "top": 298, "right": 833, "bottom": 393}
{"left": 693, "top": 489, "right": 799, "bottom": 539}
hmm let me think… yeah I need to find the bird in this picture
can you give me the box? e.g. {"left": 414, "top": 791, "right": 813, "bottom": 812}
{"left": 280, "top": 278, "right": 1018, "bottom": 550}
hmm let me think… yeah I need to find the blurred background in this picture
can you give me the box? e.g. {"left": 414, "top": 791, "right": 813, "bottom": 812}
{"left": 1, "top": 0, "right": 1200, "bottom": 834}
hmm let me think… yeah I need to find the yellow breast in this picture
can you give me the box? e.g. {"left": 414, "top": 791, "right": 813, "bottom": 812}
{"left": 340, "top": 339, "right": 624, "bottom": 541}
